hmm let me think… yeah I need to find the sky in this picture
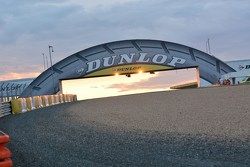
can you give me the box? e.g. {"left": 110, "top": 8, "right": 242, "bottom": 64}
{"left": 0, "top": 0, "right": 250, "bottom": 81}
{"left": 62, "top": 68, "right": 197, "bottom": 100}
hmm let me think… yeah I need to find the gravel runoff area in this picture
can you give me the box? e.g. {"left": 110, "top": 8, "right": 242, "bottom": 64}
{"left": 0, "top": 85, "right": 250, "bottom": 167}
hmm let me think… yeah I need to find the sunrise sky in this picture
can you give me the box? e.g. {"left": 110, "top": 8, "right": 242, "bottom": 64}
{"left": 1, "top": 1, "right": 250, "bottom": 81}
{"left": 62, "top": 68, "right": 197, "bottom": 100}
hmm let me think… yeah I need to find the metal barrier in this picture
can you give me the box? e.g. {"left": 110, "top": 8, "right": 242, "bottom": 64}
{"left": 0, "top": 103, "right": 11, "bottom": 118}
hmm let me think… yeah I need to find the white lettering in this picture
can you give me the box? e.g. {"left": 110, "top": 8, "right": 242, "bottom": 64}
{"left": 103, "top": 56, "right": 116, "bottom": 67}
{"left": 136, "top": 53, "right": 150, "bottom": 63}
{"left": 152, "top": 54, "right": 167, "bottom": 64}
{"left": 86, "top": 59, "right": 101, "bottom": 73}
{"left": 84, "top": 53, "right": 186, "bottom": 74}
{"left": 118, "top": 53, "right": 135, "bottom": 64}
{"left": 167, "top": 57, "right": 186, "bottom": 66}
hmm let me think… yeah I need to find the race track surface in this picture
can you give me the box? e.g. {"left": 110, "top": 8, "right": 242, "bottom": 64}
{"left": 0, "top": 85, "right": 249, "bottom": 166}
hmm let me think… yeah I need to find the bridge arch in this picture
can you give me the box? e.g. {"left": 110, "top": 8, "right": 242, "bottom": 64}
{"left": 21, "top": 39, "right": 235, "bottom": 97}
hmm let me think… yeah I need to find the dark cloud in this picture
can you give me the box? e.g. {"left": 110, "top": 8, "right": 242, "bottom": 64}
{"left": 0, "top": 0, "right": 250, "bottom": 78}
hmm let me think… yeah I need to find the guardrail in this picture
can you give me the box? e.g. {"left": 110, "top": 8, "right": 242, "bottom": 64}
{"left": 11, "top": 94, "right": 77, "bottom": 114}
{"left": 0, "top": 103, "right": 11, "bottom": 118}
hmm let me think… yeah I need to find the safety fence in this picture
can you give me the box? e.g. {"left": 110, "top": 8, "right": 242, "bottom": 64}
{"left": 0, "top": 131, "right": 12, "bottom": 167}
{"left": 10, "top": 94, "right": 77, "bottom": 114}
{"left": 0, "top": 103, "right": 11, "bottom": 118}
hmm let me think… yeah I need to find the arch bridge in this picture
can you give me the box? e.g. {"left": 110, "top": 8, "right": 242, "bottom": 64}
{"left": 20, "top": 39, "right": 235, "bottom": 97}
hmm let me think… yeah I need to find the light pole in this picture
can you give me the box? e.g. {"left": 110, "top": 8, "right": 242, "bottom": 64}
{"left": 49, "top": 45, "right": 56, "bottom": 93}
{"left": 45, "top": 55, "right": 49, "bottom": 69}
{"left": 42, "top": 53, "right": 46, "bottom": 70}
{"left": 49, "top": 45, "right": 54, "bottom": 67}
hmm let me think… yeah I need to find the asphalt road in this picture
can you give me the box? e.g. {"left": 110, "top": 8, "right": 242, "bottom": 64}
{"left": 0, "top": 85, "right": 249, "bottom": 166}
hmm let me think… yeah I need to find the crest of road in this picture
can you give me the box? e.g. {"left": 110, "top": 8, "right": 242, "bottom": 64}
{"left": 1, "top": 85, "right": 249, "bottom": 166}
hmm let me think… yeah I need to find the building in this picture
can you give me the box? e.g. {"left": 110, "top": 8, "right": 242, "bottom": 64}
{"left": 222, "top": 59, "right": 250, "bottom": 84}
{"left": 0, "top": 78, "right": 34, "bottom": 102}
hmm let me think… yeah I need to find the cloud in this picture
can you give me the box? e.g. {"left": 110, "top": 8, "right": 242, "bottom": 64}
{"left": 107, "top": 69, "right": 197, "bottom": 92}
{"left": 66, "top": 0, "right": 141, "bottom": 12}
{"left": 0, "top": 63, "right": 42, "bottom": 81}
{"left": 0, "top": 0, "right": 250, "bottom": 80}
{"left": 0, "top": 72, "right": 39, "bottom": 81}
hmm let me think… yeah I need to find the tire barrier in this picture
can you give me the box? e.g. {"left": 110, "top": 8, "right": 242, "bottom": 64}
{"left": 0, "top": 103, "right": 11, "bottom": 118}
{"left": 0, "top": 131, "right": 12, "bottom": 167}
{"left": 0, "top": 159, "right": 12, "bottom": 167}
{"left": 59, "top": 94, "right": 64, "bottom": 103}
{"left": 0, "top": 148, "right": 11, "bottom": 160}
{"left": 10, "top": 94, "right": 77, "bottom": 114}
{"left": 41, "top": 96, "right": 49, "bottom": 107}
{"left": 21, "top": 98, "right": 27, "bottom": 113}
{"left": 30, "top": 97, "right": 36, "bottom": 110}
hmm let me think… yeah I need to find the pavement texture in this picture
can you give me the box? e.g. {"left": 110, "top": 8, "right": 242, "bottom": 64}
{"left": 0, "top": 85, "right": 250, "bottom": 167}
